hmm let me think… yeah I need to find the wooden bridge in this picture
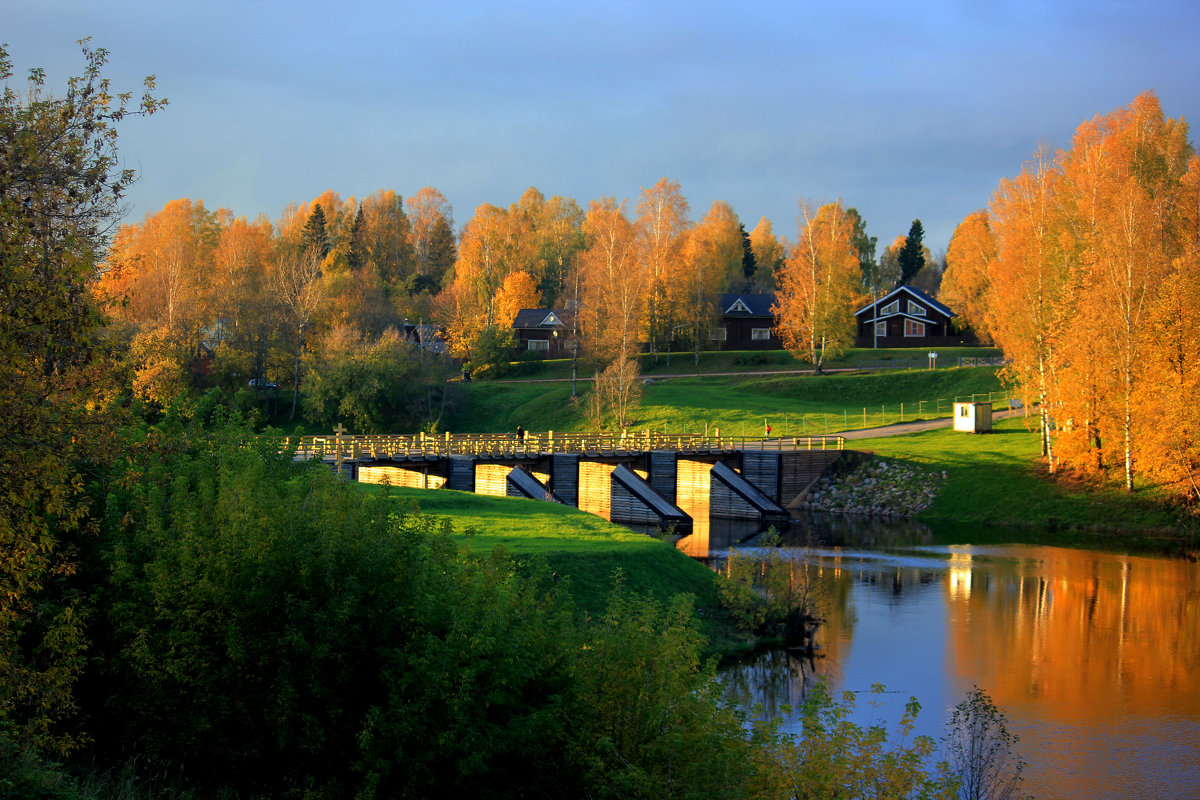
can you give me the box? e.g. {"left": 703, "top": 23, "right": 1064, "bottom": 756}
{"left": 294, "top": 428, "right": 846, "bottom": 534}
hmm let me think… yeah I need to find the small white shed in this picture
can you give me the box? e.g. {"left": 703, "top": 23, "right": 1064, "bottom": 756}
{"left": 953, "top": 401, "right": 992, "bottom": 433}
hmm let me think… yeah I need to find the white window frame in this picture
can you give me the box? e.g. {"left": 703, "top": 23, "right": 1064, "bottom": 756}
{"left": 751, "top": 327, "right": 771, "bottom": 341}
{"left": 908, "top": 301, "right": 927, "bottom": 316}
{"left": 904, "top": 319, "right": 926, "bottom": 337}
{"left": 527, "top": 339, "right": 550, "bottom": 351}
{"left": 711, "top": 327, "right": 728, "bottom": 341}
{"left": 881, "top": 300, "right": 900, "bottom": 315}
{"left": 874, "top": 320, "right": 887, "bottom": 336}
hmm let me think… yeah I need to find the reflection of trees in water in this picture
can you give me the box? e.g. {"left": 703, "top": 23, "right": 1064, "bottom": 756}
{"left": 720, "top": 649, "right": 817, "bottom": 723}
{"left": 783, "top": 511, "right": 936, "bottom": 548}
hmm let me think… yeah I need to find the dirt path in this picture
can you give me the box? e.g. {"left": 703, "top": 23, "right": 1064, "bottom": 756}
{"left": 834, "top": 407, "right": 1025, "bottom": 440}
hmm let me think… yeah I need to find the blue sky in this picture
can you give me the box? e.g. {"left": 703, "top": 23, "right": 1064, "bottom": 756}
{"left": 7, "top": 0, "right": 1199, "bottom": 254}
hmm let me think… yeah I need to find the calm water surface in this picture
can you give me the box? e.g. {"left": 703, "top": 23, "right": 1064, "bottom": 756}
{"left": 678, "top": 516, "right": 1200, "bottom": 800}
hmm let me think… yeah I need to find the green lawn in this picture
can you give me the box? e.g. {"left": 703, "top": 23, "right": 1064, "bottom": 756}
{"left": 500, "top": 346, "right": 1002, "bottom": 380}
{"left": 854, "top": 416, "right": 1190, "bottom": 537}
{"left": 446, "top": 364, "right": 1007, "bottom": 436}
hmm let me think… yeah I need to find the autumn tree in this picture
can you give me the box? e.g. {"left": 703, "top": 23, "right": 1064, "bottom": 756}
{"left": 773, "top": 201, "right": 861, "bottom": 373}
{"left": 577, "top": 198, "right": 642, "bottom": 365}
{"left": 676, "top": 203, "right": 742, "bottom": 363}
{"left": 1054, "top": 92, "right": 1193, "bottom": 490}
{"left": 0, "top": 40, "right": 164, "bottom": 754}
{"left": 494, "top": 270, "right": 542, "bottom": 329}
{"left": 942, "top": 210, "right": 997, "bottom": 342}
{"left": 749, "top": 216, "right": 785, "bottom": 290}
{"left": 406, "top": 186, "right": 456, "bottom": 286}
{"left": 272, "top": 244, "right": 325, "bottom": 419}
{"left": 635, "top": 178, "right": 691, "bottom": 356}
{"left": 876, "top": 234, "right": 906, "bottom": 293}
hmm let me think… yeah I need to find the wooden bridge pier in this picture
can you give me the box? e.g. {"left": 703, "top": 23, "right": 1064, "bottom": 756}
{"left": 298, "top": 431, "right": 846, "bottom": 534}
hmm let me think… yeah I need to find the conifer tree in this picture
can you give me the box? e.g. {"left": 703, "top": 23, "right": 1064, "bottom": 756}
{"left": 897, "top": 219, "right": 925, "bottom": 286}
{"left": 303, "top": 203, "right": 330, "bottom": 257}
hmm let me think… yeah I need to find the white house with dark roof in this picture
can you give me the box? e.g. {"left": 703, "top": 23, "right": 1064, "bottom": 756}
{"left": 854, "top": 285, "right": 970, "bottom": 347}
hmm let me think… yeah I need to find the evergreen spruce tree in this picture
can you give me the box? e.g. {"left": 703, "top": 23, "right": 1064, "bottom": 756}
{"left": 898, "top": 219, "right": 925, "bottom": 286}
{"left": 739, "top": 222, "right": 756, "bottom": 288}
{"left": 348, "top": 203, "right": 366, "bottom": 270}
{"left": 303, "top": 203, "right": 330, "bottom": 257}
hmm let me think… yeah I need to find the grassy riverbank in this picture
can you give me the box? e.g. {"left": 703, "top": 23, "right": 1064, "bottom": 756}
{"left": 857, "top": 416, "right": 1196, "bottom": 542}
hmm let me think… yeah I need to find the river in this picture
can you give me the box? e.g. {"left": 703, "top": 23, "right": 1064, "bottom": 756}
{"left": 677, "top": 515, "right": 1200, "bottom": 800}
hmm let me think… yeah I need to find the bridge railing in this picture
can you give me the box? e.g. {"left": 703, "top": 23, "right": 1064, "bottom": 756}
{"left": 293, "top": 431, "right": 845, "bottom": 462}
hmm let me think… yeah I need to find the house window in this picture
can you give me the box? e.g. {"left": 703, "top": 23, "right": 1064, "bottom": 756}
{"left": 881, "top": 301, "right": 900, "bottom": 315}
{"left": 908, "top": 301, "right": 926, "bottom": 316}
{"left": 874, "top": 321, "right": 887, "bottom": 336}
{"left": 904, "top": 319, "right": 926, "bottom": 337}
{"left": 527, "top": 339, "right": 550, "bottom": 351}
{"left": 711, "top": 327, "right": 728, "bottom": 341}
{"left": 751, "top": 328, "right": 771, "bottom": 341}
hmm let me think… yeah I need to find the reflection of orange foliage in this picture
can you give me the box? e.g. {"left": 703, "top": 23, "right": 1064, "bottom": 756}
{"left": 944, "top": 547, "right": 1200, "bottom": 719}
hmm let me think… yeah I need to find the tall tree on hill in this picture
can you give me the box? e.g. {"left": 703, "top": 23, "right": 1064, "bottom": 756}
{"left": 897, "top": 219, "right": 925, "bottom": 286}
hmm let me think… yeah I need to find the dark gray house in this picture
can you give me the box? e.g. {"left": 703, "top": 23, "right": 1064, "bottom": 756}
{"left": 512, "top": 309, "right": 576, "bottom": 356}
{"left": 714, "top": 293, "right": 782, "bottom": 350}
{"left": 854, "top": 285, "right": 966, "bottom": 347}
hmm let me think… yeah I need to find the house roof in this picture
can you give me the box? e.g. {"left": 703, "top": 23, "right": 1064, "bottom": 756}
{"left": 513, "top": 308, "right": 569, "bottom": 329}
{"left": 854, "top": 285, "right": 955, "bottom": 318}
{"left": 719, "top": 293, "right": 777, "bottom": 317}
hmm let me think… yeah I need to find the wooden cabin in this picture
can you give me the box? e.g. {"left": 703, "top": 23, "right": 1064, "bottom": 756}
{"left": 854, "top": 285, "right": 967, "bottom": 348}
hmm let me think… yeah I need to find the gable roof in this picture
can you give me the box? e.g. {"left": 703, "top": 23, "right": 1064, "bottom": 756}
{"left": 854, "top": 285, "right": 955, "bottom": 319}
{"left": 719, "top": 293, "right": 777, "bottom": 317}
{"left": 513, "top": 308, "right": 569, "bottom": 329}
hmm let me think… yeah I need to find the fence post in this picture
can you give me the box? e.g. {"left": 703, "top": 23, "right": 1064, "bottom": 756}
{"left": 863, "top": 407, "right": 867, "bottom": 429}
{"left": 901, "top": 402, "right": 904, "bottom": 421}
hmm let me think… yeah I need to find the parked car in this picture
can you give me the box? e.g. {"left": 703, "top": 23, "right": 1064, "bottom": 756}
{"left": 248, "top": 378, "right": 278, "bottom": 389}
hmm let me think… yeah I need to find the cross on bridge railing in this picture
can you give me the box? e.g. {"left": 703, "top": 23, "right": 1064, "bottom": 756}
{"left": 293, "top": 429, "right": 845, "bottom": 463}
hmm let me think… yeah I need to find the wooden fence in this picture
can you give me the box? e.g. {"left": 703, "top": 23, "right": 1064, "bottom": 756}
{"left": 293, "top": 430, "right": 845, "bottom": 463}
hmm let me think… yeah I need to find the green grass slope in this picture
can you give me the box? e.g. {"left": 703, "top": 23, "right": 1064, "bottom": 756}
{"left": 361, "top": 485, "right": 722, "bottom": 619}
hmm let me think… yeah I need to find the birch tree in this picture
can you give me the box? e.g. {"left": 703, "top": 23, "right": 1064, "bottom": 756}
{"left": 773, "top": 201, "right": 860, "bottom": 373}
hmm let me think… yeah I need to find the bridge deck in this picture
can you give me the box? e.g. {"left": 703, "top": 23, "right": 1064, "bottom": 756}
{"left": 294, "top": 431, "right": 844, "bottom": 463}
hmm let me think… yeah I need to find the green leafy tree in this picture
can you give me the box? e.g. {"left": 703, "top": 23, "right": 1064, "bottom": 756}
{"left": 847, "top": 206, "right": 880, "bottom": 292}
{"left": 302, "top": 326, "right": 440, "bottom": 431}
{"left": 0, "top": 40, "right": 164, "bottom": 755}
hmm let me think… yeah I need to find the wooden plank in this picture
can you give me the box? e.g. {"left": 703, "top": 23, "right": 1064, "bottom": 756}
{"left": 358, "top": 464, "right": 446, "bottom": 489}
{"left": 475, "top": 463, "right": 511, "bottom": 498}
{"left": 577, "top": 461, "right": 616, "bottom": 519}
